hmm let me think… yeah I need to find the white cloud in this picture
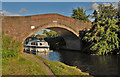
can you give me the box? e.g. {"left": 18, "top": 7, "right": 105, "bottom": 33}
{"left": 103, "top": 3, "right": 111, "bottom": 6}
{"left": 103, "top": 2, "right": 118, "bottom": 8}
{"left": 0, "top": 10, "right": 21, "bottom": 16}
{"left": 112, "top": 2, "right": 118, "bottom": 8}
{"left": 19, "top": 8, "right": 28, "bottom": 14}
{"left": 88, "top": 2, "right": 119, "bottom": 11}
{"left": 88, "top": 3, "right": 100, "bottom": 10}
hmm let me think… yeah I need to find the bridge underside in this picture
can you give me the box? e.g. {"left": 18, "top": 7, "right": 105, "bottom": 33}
{"left": 47, "top": 27, "right": 81, "bottom": 50}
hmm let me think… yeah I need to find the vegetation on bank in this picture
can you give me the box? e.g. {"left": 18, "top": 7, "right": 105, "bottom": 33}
{"left": 2, "top": 34, "right": 21, "bottom": 59}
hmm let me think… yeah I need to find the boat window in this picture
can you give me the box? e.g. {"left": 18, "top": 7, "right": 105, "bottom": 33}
{"left": 31, "top": 42, "right": 36, "bottom": 45}
{"left": 40, "top": 43, "right": 42, "bottom": 45}
{"left": 36, "top": 42, "right": 38, "bottom": 45}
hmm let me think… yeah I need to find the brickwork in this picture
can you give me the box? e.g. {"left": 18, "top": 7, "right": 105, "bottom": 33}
{"left": 2, "top": 13, "right": 92, "bottom": 43}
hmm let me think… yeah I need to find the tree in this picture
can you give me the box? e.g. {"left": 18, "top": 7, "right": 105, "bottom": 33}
{"left": 43, "top": 30, "right": 49, "bottom": 36}
{"left": 31, "top": 34, "right": 36, "bottom": 37}
{"left": 43, "top": 30, "right": 58, "bottom": 37}
{"left": 36, "top": 34, "right": 41, "bottom": 38}
{"left": 92, "top": 4, "right": 118, "bottom": 22}
{"left": 71, "top": 7, "right": 90, "bottom": 22}
{"left": 118, "top": 2, "right": 120, "bottom": 27}
{"left": 83, "top": 4, "right": 119, "bottom": 55}
{"left": 49, "top": 31, "right": 58, "bottom": 37}
{"left": 99, "top": 4, "right": 117, "bottom": 19}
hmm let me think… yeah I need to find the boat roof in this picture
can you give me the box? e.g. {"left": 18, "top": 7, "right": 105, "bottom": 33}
{"left": 30, "top": 40, "right": 48, "bottom": 43}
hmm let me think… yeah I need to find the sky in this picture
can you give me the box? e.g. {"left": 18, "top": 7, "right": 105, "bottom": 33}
{"left": 1, "top": 2, "right": 119, "bottom": 35}
{"left": 2, "top": 2, "right": 95, "bottom": 17}
{"left": 2, "top": 0, "right": 120, "bottom": 2}
{"left": 2, "top": 2, "right": 119, "bottom": 17}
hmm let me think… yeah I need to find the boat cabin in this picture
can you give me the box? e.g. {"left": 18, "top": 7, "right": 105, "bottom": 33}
{"left": 24, "top": 40, "right": 50, "bottom": 53}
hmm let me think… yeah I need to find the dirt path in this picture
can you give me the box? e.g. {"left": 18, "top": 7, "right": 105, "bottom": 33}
{"left": 23, "top": 53, "right": 55, "bottom": 77}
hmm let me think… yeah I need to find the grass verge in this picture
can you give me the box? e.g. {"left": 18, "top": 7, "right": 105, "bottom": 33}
{"left": 2, "top": 53, "right": 49, "bottom": 75}
{"left": 35, "top": 55, "right": 92, "bottom": 77}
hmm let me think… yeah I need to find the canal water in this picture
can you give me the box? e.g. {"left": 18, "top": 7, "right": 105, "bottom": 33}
{"left": 37, "top": 50, "right": 120, "bottom": 76}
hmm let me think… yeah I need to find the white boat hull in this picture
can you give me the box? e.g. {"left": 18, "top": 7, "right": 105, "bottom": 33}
{"left": 24, "top": 46, "right": 49, "bottom": 53}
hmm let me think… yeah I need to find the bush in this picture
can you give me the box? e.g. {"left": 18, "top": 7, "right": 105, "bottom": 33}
{"left": 2, "top": 34, "right": 22, "bottom": 59}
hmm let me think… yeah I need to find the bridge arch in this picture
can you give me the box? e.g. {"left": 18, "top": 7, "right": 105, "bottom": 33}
{"left": 24, "top": 22, "right": 79, "bottom": 39}
{"left": 23, "top": 23, "right": 81, "bottom": 50}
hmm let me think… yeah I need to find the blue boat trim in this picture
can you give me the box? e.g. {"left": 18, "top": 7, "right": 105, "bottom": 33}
{"left": 24, "top": 45, "right": 49, "bottom": 48}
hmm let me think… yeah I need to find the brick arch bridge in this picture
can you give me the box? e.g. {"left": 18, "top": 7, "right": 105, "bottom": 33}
{"left": 2, "top": 13, "right": 92, "bottom": 50}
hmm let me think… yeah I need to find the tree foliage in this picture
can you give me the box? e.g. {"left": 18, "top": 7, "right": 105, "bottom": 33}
{"left": 92, "top": 4, "right": 118, "bottom": 22}
{"left": 118, "top": 2, "right": 120, "bottom": 26}
{"left": 43, "top": 30, "right": 59, "bottom": 37}
{"left": 71, "top": 7, "right": 90, "bottom": 22}
{"left": 31, "top": 34, "right": 36, "bottom": 37}
{"left": 83, "top": 4, "right": 119, "bottom": 55}
{"left": 35, "top": 34, "right": 46, "bottom": 38}
{"left": 30, "top": 30, "right": 59, "bottom": 39}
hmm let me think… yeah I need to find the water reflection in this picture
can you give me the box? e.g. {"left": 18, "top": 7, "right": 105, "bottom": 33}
{"left": 25, "top": 50, "right": 120, "bottom": 76}
{"left": 37, "top": 52, "right": 61, "bottom": 61}
{"left": 59, "top": 50, "right": 119, "bottom": 75}
{"left": 37, "top": 52, "right": 50, "bottom": 60}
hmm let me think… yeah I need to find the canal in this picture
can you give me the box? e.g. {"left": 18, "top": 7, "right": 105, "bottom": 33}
{"left": 37, "top": 50, "right": 120, "bottom": 76}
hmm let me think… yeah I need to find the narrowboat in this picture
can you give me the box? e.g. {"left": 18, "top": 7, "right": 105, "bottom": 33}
{"left": 24, "top": 40, "right": 50, "bottom": 53}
